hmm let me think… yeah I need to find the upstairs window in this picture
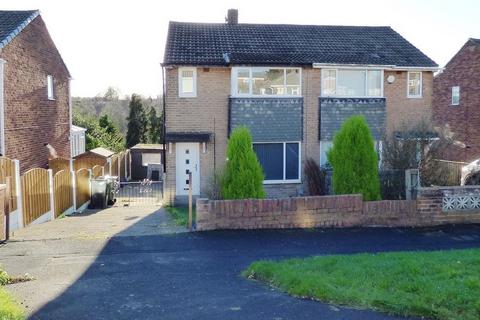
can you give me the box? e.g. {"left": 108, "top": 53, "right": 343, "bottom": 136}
{"left": 178, "top": 67, "right": 197, "bottom": 97}
{"left": 321, "top": 69, "right": 383, "bottom": 97}
{"left": 407, "top": 71, "right": 422, "bottom": 98}
{"left": 451, "top": 86, "right": 460, "bottom": 105}
{"left": 47, "top": 75, "right": 54, "bottom": 100}
{"left": 232, "top": 67, "right": 301, "bottom": 96}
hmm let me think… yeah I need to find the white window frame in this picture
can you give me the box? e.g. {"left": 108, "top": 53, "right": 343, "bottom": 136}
{"left": 231, "top": 67, "right": 302, "bottom": 97}
{"left": 320, "top": 68, "right": 384, "bottom": 98}
{"left": 451, "top": 86, "right": 460, "bottom": 106}
{"left": 178, "top": 67, "right": 197, "bottom": 98}
{"left": 407, "top": 71, "right": 422, "bottom": 98}
{"left": 47, "top": 75, "right": 55, "bottom": 100}
{"left": 253, "top": 141, "right": 302, "bottom": 184}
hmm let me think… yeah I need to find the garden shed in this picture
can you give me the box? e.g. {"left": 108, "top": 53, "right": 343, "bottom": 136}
{"left": 130, "top": 144, "right": 163, "bottom": 181}
{"left": 74, "top": 147, "right": 114, "bottom": 171}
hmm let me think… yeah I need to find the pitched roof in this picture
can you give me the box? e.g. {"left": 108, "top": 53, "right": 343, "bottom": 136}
{"left": 89, "top": 147, "right": 115, "bottom": 158}
{"left": 0, "top": 10, "right": 39, "bottom": 49}
{"left": 164, "top": 22, "right": 438, "bottom": 67}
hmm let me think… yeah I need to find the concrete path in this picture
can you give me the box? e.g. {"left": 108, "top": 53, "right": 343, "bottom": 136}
{"left": 1, "top": 208, "right": 480, "bottom": 319}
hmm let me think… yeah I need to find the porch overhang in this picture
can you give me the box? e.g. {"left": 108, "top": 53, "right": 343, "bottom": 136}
{"left": 165, "top": 132, "right": 212, "bottom": 143}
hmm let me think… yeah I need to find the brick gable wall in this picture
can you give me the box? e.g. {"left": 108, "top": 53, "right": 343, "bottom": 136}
{"left": 433, "top": 41, "right": 480, "bottom": 162}
{"left": 0, "top": 16, "right": 70, "bottom": 172}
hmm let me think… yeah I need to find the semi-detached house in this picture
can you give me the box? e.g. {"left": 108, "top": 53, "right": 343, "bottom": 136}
{"left": 162, "top": 9, "right": 438, "bottom": 204}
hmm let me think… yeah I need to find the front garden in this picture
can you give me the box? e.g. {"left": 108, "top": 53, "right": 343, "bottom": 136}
{"left": 0, "top": 268, "right": 24, "bottom": 320}
{"left": 243, "top": 248, "right": 480, "bottom": 320}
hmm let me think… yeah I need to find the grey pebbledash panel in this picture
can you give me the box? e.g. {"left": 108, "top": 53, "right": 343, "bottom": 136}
{"left": 229, "top": 97, "right": 303, "bottom": 142}
{"left": 319, "top": 97, "right": 386, "bottom": 141}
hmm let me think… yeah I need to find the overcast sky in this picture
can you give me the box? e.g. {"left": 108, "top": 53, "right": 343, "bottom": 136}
{"left": 2, "top": 0, "right": 479, "bottom": 97}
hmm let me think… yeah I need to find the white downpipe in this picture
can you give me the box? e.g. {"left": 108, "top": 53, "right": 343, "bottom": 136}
{"left": 48, "top": 169, "right": 55, "bottom": 221}
{"left": 13, "top": 159, "right": 23, "bottom": 228}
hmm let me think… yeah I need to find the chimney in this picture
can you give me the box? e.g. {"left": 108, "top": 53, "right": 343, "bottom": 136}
{"left": 226, "top": 9, "right": 238, "bottom": 25}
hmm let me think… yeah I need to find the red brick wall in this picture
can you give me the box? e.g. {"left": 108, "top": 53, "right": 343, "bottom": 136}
{"left": 0, "top": 16, "right": 70, "bottom": 172}
{"left": 197, "top": 187, "right": 480, "bottom": 230}
{"left": 433, "top": 40, "right": 480, "bottom": 162}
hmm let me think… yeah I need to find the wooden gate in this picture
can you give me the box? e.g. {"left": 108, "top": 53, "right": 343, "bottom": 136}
{"left": 53, "top": 170, "right": 73, "bottom": 217}
{"left": 21, "top": 168, "right": 51, "bottom": 225}
{"left": 0, "top": 157, "right": 17, "bottom": 211}
{"left": 92, "top": 165, "right": 103, "bottom": 178}
{"left": 76, "top": 168, "right": 90, "bottom": 208}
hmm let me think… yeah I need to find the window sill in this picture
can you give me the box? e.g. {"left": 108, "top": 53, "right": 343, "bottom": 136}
{"left": 231, "top": 95, "right": 302, "bottom": 99}
{"left": 178, "top": 95, "right": 197, "bottom": 98}
{"left": 48, "top": 97, "right": 55, "bottom": 101}
{"left": 407, "top": 95, "right": 422, "bottom": 99}
{"left": 263, "top": 179, "right": 301, "bottom": 185}
{"left": 320, "top": 95, "right": 384, "bottom": 99}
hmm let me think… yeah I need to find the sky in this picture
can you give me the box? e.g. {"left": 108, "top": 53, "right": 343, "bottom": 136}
{"left": 1, "top": 0, "right": 479, "bottom": 98}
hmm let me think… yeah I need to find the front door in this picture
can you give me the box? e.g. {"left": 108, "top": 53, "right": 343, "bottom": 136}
{"left": 176, "top": 143, "right": 200, "bottom": 196}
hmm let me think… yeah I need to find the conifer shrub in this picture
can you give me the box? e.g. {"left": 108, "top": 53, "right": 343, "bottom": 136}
{"left": 222, "top": 127, "right": 265, "bottom": 199}
{"left": 327, "top": 116, "right": 381, "bottom": 201}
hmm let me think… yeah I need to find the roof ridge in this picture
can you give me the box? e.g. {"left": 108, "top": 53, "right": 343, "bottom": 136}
{"left": 168, "top": 21, "right": 393, "bottom": 28}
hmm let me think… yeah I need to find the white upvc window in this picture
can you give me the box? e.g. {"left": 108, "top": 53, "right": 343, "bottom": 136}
{"left": 178, "top": 67, "right": 197, "bottom": 97}
{"left": 321, "top": 68, "right": 383, "bottom": 98}
{"left": 231, "top": 67, "right": 301, "bottom": 97}
{"left": 252, "top": 141, "right": 301, "bottom": 183}
{"left": 451, "top": 86, "right": 460, "bottom": 106}
{"left": 407, "top": 71, "right": 422, "bottom": 98}
{"left": 47, "top": 75, "right": 55, "bottom": 100}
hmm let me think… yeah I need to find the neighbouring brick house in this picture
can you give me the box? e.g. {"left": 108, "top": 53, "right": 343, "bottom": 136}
{"left": 433, "top": 38, "right": 480, "bottom": 162}
{"left": 0, "top": 10, "right": 71, "bottom": 172}
{"left": 162, "top": 9, "right": 438, "bottom": 204}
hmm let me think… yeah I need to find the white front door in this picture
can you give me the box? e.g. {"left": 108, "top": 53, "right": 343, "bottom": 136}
{"left": 176, "top": 143, "right": 200, "bottom": 196}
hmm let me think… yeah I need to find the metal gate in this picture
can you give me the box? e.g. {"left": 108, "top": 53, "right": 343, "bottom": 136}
{"left": 115, "top": 180, "right": 163, "bottom": 207}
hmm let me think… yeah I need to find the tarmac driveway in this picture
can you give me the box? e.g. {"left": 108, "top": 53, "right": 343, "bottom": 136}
{"left": 1, "top": 207, "right": 480, "bottom": 320}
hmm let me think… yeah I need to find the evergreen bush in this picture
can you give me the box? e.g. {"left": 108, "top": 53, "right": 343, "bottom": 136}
{"left": 327, "top": 116, "right": 381, "bottom": 201}
{"left": 222, "top": 127, "right": 265, "bottom": 199}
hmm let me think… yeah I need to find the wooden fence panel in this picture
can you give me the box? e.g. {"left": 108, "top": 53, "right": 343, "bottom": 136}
{"left": 92, "top": 165, "right": 103, "bottom": 178}
{"left": 111, "top": 155, "right": 119, "bottom": 177}
{"left": 76, "top": 169, "right": 90, "bottom": 208}
{"left": 74, "top": 156, "right": 106, "bottom": 171}
{"left": 432, "top": 159, "right": 467, "bottom": 186}
{"left": 21, "top": 168, "right": 50, "bottom": 225}
{"left": 0, "top": 157, "right": 17, "bottom": 211}
{"left": 49, "top": 158, "right": 70, "bottom": 175}
{"left": 125, "top": 150, "right": 131, "bottom": 179}
{"left": 53, "top": 170, "right": 73, "bottom": 217}
{"left": 119, "top": 152, "right": 126, "bottom": 180}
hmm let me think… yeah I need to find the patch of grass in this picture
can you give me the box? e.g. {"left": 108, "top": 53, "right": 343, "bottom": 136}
{"left": 166, "top": 206, "right": 196, "bottom": 227}
{"left": 0, "top": 268, "right": 24, "bottom": 320}
{"left": 243, "top": 249, "right": 480, "bottom": 320}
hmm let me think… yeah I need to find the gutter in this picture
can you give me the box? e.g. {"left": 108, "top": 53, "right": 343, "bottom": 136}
{"left": 312, "top": 63, "right": 441, "bottom": 72}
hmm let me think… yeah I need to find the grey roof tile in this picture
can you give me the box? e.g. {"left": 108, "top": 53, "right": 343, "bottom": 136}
{"left": 0, "top": 10, "right": 39, "bottom": 49}
{"left": 164, "top": 22, "right": 437, "bottom": 67}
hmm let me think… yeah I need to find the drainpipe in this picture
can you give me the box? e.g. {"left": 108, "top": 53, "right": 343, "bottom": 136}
{"left": 161, "top": 64, "right": 167, "bottom": 174}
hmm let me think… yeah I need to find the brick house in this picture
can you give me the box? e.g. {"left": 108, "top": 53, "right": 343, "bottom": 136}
{"left": 0, "top": 10, "right": 71, "bottom": 172}
{"left": 433, "top": 38, "right": 480, "bottom": 162}
{"left": 162, "top": 10, "right": 438, "bottom": 204}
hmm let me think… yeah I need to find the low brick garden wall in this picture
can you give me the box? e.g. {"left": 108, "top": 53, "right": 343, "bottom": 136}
{"left": 196, "top": 186, "right": 480, "bottom": 231}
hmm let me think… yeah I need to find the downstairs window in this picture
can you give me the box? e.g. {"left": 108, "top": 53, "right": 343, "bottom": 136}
{"left": 253, "top": 142, "right": 300, "bottom": 183}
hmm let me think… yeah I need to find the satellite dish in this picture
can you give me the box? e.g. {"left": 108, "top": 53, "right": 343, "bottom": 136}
{"left": 387, "top": 75, "right": 395, "bottom": 83}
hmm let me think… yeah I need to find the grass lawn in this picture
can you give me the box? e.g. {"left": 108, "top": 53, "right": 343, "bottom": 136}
{"left": 166, "top": 206, "right": 196, "bottom": 227}
{"left": 0, "top": 269, "right": 24, "bottom": 320}
{"left": 243, "top": 248, "right": 480, "bottom": 320}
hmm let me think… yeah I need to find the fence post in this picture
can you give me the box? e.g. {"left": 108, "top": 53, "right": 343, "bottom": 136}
{"left": 124, "top": 152, "right": 128, "bottom": 181}
{"left": 48, "top": 169, "right": 55, "bottom": 221}
{"left": 71, "top": 170, "right": 77, "bottom": 212}
{"left": 118, "top": 155, "right": 121, "bottom": 181}
{"left": 128, "top": 152, "right": 132, "bottom": 181}
{"left": 13, "top": 159, "right": 23, "bottom": 228}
